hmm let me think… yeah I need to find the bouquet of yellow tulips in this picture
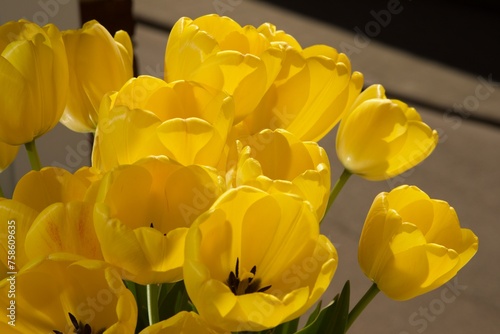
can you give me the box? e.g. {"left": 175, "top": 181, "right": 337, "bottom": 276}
{"left": 0, "top": 13, "right": 478, "bottom": 334}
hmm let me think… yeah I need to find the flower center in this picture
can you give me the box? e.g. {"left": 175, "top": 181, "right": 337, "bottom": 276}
{"left": 53, "top": 312, "right": 105, "bottom": 334}
{"left": 226, "top": 258, "right": 271, "bottom": 295}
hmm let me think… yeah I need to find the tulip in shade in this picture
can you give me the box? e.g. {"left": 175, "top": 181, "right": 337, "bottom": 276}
{"left": 93, "top": 156, "right": 226, "bottom": 284}
{"left": 0, "top": 254, "right": 137, "bottom": 333}
{"left": 226, "top": 128, "right": 331, "bottom": 219}
{"left": 336, "top": 85, "right": 439, "bottom": 180}
{"left": 184, "top": 186, "right": 338, "bottom": 332}
{"left": 0, "top": 19, "right": 68, "bottom": 145}
{"left": 61, "top": 20, "right": 134, "bottom": 132}
{"left": 358, "top": 185, "right": 478, "bottom": 301}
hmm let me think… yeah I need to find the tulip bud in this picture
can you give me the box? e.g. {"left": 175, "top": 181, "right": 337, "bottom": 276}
{"left": 0, "top": 19, "right": 68, "bottom": 145}
{"left": 60, "top": 20, "right": 134, "bottom": 132}
{"left": 358, "top": 185, "right": 478, "bottom": 300}
{"left": 336, "top": 84, "right": 439, "bottom": 180}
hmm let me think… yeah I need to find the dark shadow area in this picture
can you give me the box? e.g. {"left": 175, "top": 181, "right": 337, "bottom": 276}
{"left": 256, "top": 0, "right": 499, "bottom": 82}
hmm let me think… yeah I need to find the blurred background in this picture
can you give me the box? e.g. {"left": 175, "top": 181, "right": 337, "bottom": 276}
{"left": 257, "top": 0, "right": 500, "bottom": 83}
{"left": 1, "top": 0, "right": 499, "bottom": 333}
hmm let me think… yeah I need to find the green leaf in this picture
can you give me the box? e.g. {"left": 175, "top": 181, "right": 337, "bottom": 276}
{"left": 305, "top": 301, "right": 323, "bottom": 327}
{"left": 272, "top": 317, "right": 300, "bottom": 334}
{"left": 158, "top": 280, "right": 193, "bottom": 321}
{"left": 295, "top": 280, "right": 351, "bottom": 334}
{"left": 124, "top": 281, "right": 149, "bottom": 333}
{"left": 329, "top": 281, "right": 350, "bottom": 334}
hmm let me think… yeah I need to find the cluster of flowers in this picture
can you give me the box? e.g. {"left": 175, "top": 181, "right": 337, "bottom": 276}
{"left": 0, "top": 14, "right": 478, "bottom": 333}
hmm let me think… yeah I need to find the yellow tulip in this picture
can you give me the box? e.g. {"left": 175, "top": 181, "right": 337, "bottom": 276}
{"left": 336, "top": 84, "right": 439, "bottom": 180}
{"left": 165, "top": 14, "right": 363, "bottom": 141}
{"left": 164, "top": 14, "right": 284, "bottom": 123}
{"left": 92, "top": 76, "right": 234, "bottom": 170}
{"left": 0, "top": 141, "right": 19, "bottom": 172}
{"left": 226, "top": 129, "right": 331, "bottom": 219}
{"left": 184, "top": 186, "right": 338, "bottom": 332}
{"left": 239, "top": 44, "right": 364, "bottom": 141}
{"left": 60, "top": 20, "right": 134, "bottom": 132}
{"left": 0, "top": 167, "right": 102, "bottom": 277}
{"left": 0, "top": 254, "right": 137, "bottom": 333}
{"left": 358, "top": 185, "right": 478, "bottom": 301}
{"left": 0, "top": 19, "right": 68, "bottom": 145}
{"left": 139, "top": 311, "right": 227, "bottom": 334}
{"left": 93, "top": 156, "right": 225, "bottom": 284}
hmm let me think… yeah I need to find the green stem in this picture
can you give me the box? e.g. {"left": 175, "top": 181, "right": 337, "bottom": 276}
{"left": 321, "top": 169, "right": 351, "bottom": 224}
{"left": 346, "top": 283, "right": 380, "bottom": 331}
{"left": 24, "top": 140, "right": 42, "bottom": 171}
{"left": 147, "top": 283, "right": 160, "bottom": 325}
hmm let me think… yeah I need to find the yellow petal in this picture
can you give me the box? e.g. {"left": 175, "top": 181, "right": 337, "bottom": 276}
{"left": 0, "top": 141, "right": 19, "bottom": 172}
{"left": 25, "top": 201, "right": 103, "bottom": 260}
{"left": 12, "top": 167, "right": 88, "bottom": 212}
{"left": 92, "top": 106, "right": 166, "bottom": 171}
{"left": 139, "top": 311, "right": 226, "bottom": 334}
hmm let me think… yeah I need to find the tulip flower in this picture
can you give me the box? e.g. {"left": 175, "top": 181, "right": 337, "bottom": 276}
{"left": 0, "top": 19, "right": 68, "bottom": 145}
{"left": 0, "top": 141, "right": 19, "bottom": 173}
{"left": 0, "top": 254, "right": 137, "bottom": 333}
{"left": 358, "top": 185, "right": 478, "bottom": 301}
{"left": 164, "top": 14, "right": 284, "bottom": 123}
{"left": 239, "top": 44, "right": 364, "bottom": 141}
{"left": 184, "top": 186, "right": 338, "bottom": 332}
{"left": 61, "top": 20, "right": 134, "bottom": 132}
{"left": 0, "top": 167, "right": 102, "bottom": 278}
{"left": 226, "top": 129, "right": 331, "bottom": 219}
{"left": 336, "top": 84, "right": 439, "bottom": 181}
{"left": 93, "top": 156, "right": 225, "bottom": 284}
{"left": 92, "top": 76, "right": 234, "bottom": 170}
{"left": 139, "top": 311, "right": 227, "bottom": 334}
{"left": 165, "top": 14, "right": 363, "bottom": 141}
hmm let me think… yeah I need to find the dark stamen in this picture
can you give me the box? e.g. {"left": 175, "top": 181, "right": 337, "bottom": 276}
{"left": 83, "top": 323, "right": 92, "bottom": 334}
{"left": 225, "top": 258, "right": 271, "bottom": 296}
{"left": 53, "top": 312, "right": 106, "bottom": 334}
{"left": 69, "top": 312, "right": 80, "bottom": 330}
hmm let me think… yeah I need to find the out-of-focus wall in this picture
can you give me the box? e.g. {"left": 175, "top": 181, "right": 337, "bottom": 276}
{"left": 0, "top": 0, "right": 90, "bottom": 197}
